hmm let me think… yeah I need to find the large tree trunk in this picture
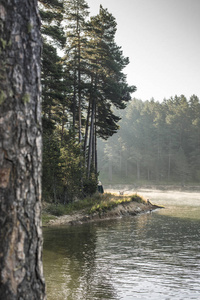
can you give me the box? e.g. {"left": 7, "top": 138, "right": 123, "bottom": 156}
{"left": 0, "top": 1, "right": 45, "bottom": 299}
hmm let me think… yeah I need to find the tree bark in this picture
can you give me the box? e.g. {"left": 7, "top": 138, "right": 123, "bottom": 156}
{"left": 0, "top": 1, "right": 45, "bottom": 299}
{"left": 94, "top": 104, "right": 98, "bottom": 175}
{"left": 72, "top": 71, "right": 77, "bottom": 130}
{"left": 78, "top": 34, "right": 82, "bottom": 144}
{"left": 87, "top": 98, "right": 95, "bottom": 178}
{"left": 83, "top": 98, "right": 91, "bottom": 165}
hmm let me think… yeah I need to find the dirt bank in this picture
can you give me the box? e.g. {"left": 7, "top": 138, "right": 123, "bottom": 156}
{"left": 47, "top": 201, "right": 162, "bottom": 226}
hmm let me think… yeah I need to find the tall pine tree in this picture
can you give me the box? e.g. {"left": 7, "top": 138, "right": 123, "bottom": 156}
{"left": 63, "top": 0, "right": 89, "bottom": 141}
{"left": 85, "top": 5, "right": 136, "bottom": 178}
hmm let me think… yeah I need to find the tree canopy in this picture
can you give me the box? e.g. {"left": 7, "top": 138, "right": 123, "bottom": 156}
{"left": 40, "top": 0, "right": 136, "bottom": 202}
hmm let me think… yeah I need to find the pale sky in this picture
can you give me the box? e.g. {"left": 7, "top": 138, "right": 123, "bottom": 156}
{"left": 86, "top": 0, "right": 200, "bottom": 102}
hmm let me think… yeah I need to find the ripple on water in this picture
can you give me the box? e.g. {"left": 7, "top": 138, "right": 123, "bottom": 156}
{"left": 43, "top": 191, "right": 200, "bottom": 300}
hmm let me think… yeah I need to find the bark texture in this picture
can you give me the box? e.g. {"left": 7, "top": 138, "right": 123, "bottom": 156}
{"left": 0, "top": 0, "right": 45, "bottom": 299}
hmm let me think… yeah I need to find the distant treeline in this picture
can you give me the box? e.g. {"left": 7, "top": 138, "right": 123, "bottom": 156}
{"left": 98, "top": 95, "right": 200, "bottom": 185}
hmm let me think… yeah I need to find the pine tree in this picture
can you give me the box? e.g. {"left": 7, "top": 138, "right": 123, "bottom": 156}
{"left": 0, "top": 0, "right": 45, "bottom": 298}
{"left": 63, "top": 0, "right": 89, "bottom": 141}
{"left": 39, "top": 1, "right": 136, "bottom": 199}
{"left": 39, "top": 0, "right": 67, "bottom": 132}
{"left": 40, "top": 0, "right": 73, "bottom": 201}
{"left": 85, "top": 5, "right": 136, "bottom": 178}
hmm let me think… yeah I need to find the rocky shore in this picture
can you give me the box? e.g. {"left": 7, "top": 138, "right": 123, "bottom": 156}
{"left": 47, "top": 201, "right": 162, "bottom": 226}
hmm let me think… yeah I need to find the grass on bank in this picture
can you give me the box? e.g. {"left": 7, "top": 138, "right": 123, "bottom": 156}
{"left": 89, "top": 193, "right": 146, "bottom": 214}
{"left": 42, "top": 193, "right": 147, "bottom": 225}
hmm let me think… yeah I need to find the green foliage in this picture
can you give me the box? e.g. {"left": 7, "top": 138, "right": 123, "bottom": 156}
{"left": 130, "top": 194, "right": 146, "bottom": 204}
{"left": 43, "top": 194, "right": 101, "bottom": 216}
{"left": 42, "top": 130, "right": 63, "bottom": 202}
{"left": 59, "top": 132, "right": 84, "bottom": 201}
{"left": 85, "top": 6, "right": 136, "bottom": 140}
{"left": 83, "top": 173, "right": 98, "bottom": 196}
{"left": 42, "top": 126, "right": 99, "bottom": 203}
{"left": 42, "top": 213, "right": 57, "bottom": 226}
{"left": 40, "top": 0, "right": 135, "bottom": 203}
{"left": 42, "top": 193, "right": 146, "bottom": 220}
{"left": 44, "top": 203, "right": 69, "bottom": 216}
{"left": 98, "top": 95, "right": 200, "bottom": 185}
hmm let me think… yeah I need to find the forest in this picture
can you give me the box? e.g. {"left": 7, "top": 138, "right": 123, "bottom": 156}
{"left": 40, "top": 0, "right": 200, "bottom": 204}
{"left": 98, "top": 95, "right": 200, "bottom": 186}
{"left": 2, "top": 1, "right": 200, "bottom": 299}
{"left": 39, "top": 0, "right": 135, "bottom": 203}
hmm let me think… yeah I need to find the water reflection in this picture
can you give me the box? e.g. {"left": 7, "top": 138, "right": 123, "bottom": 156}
{"left": 43, "top": 224, "right": 119, "bottom": 300}
{"left": 43, "top": 191, "right": 200, "bottom": 299}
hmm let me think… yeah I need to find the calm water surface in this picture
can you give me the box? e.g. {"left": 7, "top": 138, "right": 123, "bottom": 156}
{"left": 43, "top": 190, "right": 200, "bottom": 299}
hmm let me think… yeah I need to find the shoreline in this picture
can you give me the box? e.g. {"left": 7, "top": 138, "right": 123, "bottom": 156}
{"left": 45, "top": 201, "right": 163, "bottom": 227}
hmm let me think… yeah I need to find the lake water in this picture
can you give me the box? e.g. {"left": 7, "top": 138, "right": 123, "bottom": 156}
{"left": 43, "top": 190, "right": 200, "bottom": 299}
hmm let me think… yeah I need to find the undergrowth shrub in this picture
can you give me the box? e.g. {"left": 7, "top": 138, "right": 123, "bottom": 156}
{"left": 43, "top": 193, "right": 146, "bottom": 217}
{"left": 131, "top": 194, "right": 146, "bottom": 204}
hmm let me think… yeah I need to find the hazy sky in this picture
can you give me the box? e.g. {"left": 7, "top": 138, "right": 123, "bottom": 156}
{"left": 86, "top": 0, "right": 200, "bottom": 102}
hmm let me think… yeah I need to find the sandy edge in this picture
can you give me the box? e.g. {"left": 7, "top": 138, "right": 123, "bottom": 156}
{"left": 46, "top": 202, "right": 162, "bottom": 226}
